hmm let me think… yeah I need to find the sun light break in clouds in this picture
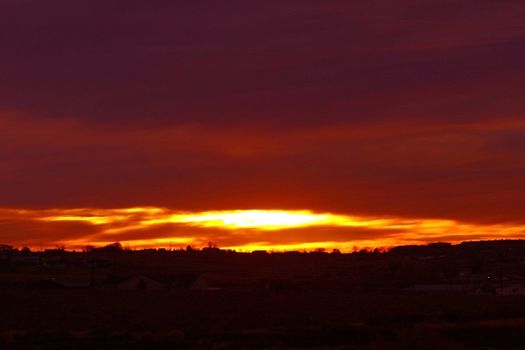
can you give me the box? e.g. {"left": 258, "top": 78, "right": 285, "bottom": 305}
{"left": 1, "top": 208, "right": 525, "bottom": 251}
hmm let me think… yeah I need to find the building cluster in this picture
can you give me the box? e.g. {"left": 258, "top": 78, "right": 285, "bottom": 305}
{"left": 3, "top": 240, "right": 525, "bottom": 295}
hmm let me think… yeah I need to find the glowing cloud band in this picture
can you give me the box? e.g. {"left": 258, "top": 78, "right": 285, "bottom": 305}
{"left": 1, "top": 207, "right": 525, "bottom": 251}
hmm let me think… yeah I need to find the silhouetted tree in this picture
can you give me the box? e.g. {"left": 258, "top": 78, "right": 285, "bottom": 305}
{"left": 0, "top": 244, "right": 14, "bottom": 251}
{"left": 97, "top": 242, "right": 123, "bottom": 252}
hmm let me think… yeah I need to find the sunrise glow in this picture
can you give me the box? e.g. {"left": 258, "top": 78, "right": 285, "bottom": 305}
{"left": 142, "top": 210, "right": 338, "bottom": 230}
{"left": 0, "top": 207, "right": 522, "bottom": 251}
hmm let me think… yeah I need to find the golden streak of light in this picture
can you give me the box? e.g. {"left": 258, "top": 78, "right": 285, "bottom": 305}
{"left": 41, "top": 215, "right": 118, "bottom": 225}
{"left": 221, "top": 240, "right": 400, "bottom": 253}
{"left": 141, "top": 210, "right": 338, "bottom": 230}
{"left": 38, "top": 209, "right": 411, "bottom": 231}
{"left": 2, "top": 207, "right": 525, "bottom": 251}
{"left": 64, "top": 237, "right": 194, "bottom": 249}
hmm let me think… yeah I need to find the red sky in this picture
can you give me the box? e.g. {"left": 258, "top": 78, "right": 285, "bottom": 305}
{"left": 1, "top": 1, "right": 525, "bottom": 250}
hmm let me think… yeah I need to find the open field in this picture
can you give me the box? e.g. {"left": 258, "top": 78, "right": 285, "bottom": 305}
{"left": 4, "top": 289, "right": 525, "bottom": 349}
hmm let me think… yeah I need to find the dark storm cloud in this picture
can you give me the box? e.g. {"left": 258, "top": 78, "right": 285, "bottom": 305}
{"left": 1, "top": 0, "right": 524, "bottom": 125}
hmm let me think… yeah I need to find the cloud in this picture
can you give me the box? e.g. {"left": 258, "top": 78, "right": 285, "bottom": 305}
{"left": 0, "top": 0, "right": 524, "bottom": 244}
{"left": 1, "top": 113, "right": 525, "bottom": 223}
{"left": 1, "top": 0, "right": 524, "bottom": 125}
{"left": 1, "top": 207, "right": 525, "bottom": 251}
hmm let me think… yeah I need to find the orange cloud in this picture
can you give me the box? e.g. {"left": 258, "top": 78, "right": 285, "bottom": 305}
{"left": 1, "top": 207, "right": 525, "bottom": 251}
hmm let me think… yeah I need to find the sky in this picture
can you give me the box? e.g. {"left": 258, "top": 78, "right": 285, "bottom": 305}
{"left": 1, "top": 0, "right": 525, "bottom": 250}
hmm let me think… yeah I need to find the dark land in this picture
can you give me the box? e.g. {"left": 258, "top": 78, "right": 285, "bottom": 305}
{"left": 3, "top": 241, "right": 525, "bottom": 349}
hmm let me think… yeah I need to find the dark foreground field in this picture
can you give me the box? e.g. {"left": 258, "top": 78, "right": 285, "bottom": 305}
{"left": 3, "top": 241, "right": 525, "bottom": 349}
{"left": 4, "top": 290, "right": 525, "bottom": 349}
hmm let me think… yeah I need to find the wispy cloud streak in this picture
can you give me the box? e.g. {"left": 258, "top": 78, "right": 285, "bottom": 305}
{"left": 1, "top": 207, "right": 524, "bottom": 251}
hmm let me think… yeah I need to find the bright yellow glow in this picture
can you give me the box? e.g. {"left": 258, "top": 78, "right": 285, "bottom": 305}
{"left": 141, "top": 210, "right": 340, "bottom": 230}
{"left": 2, "top": 207, "right": 525, "bottom": 251}
{"left": 42, "top": 215, "right": 117, "bottom": 225}
{"left": 221, "top": 240, "right": 397, "bottom": 253}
